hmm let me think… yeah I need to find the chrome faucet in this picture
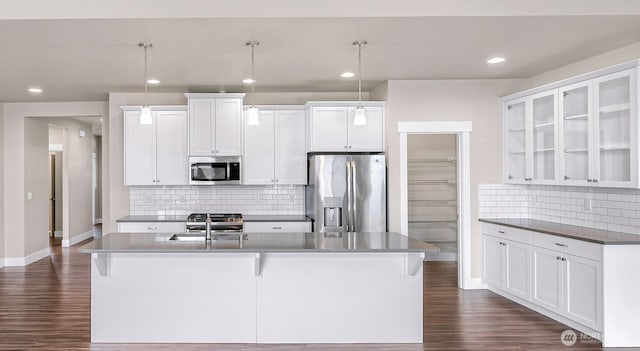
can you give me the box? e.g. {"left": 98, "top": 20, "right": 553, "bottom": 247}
{"left": 205, "top": 213, "right": 212, "bottom": 241}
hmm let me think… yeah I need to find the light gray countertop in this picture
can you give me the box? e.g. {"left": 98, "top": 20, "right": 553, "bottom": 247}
{"left": 79, "top": 232, "right": 439, "bottom": 254}
{"left": 117, "top": 215, "right": 311, "bottom": 223}
{"left": 480, "top": 218, "right": 640, "bottom": 245}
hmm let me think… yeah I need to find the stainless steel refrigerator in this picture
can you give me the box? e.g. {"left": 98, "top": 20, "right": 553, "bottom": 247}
{"left": 306, "top": 154, "right": 387, "bottom": 232}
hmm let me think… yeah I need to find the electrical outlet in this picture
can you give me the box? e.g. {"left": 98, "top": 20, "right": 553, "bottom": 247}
{"left": 27, "top": 192, "right": 33, "bottom": 200}
{"left": 584, "top": 198, "right": 592, "bottom": 211}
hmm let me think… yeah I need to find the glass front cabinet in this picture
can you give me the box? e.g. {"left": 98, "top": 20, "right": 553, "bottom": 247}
{"left": 504, "top": 63, "right": 638, "bottom": 188}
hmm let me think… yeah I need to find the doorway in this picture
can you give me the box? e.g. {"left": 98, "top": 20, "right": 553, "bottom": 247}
{"left": 49, "top": 125, "right": 64, "bottom": 246}
{"left": 407, "top": 134, "right": 458, "bottom": 262}
{"left": 398, "top": 121, "right": 474, "bottom": 289}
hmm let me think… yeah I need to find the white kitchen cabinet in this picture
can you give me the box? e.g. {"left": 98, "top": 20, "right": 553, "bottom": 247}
{"left": 123, "top": 106, "right": 188, "bottom": 186}
{"left": 117, "top": 222, "right": 186, "bottom": 233}
{"left": 307, "top": 102, "right": 385, "bottom": 152}
{"left": 243, "top": 107, "right": 306, "bottom": 185}
{"left": 504, "top": 62, "right": 639, "bottom": 188}
{"left": 503, "top": 90, "right": 558, "bottom": 184}
{"left": 531, "top": 246, "right": 563, "bottom": 313}
{"left": 482, "top": 234, "right": 531, "bottom": 301}
{"left": 185, "top": 93, "right": 245, "bottom": 156}
{"left": 558, "top": 69, "right": 637, "bottom": 187}
{"left": 243, "top": 221, "right": 311, "bottom": 233}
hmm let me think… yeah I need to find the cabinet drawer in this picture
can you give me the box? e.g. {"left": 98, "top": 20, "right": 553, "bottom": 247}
{"left": 117, "top": 222, "right": 185, "bottom": 233}
{"left": 244, "top": 221, "right": 311, "bottom": 233}
{"left": 480, "top": 223, "right": 531, "bottom": 244}
{"left": 530, "top": 232, "right": 602, "bottom": 262}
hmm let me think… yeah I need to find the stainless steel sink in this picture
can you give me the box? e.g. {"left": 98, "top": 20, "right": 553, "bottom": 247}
{"left": 169, "top": 234, "right": 206, "bottom": 241}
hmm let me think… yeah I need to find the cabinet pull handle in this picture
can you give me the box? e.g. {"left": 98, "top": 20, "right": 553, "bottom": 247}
{"left": 593, "top": 179, "right": 598, "bottom": 183}
{"left": 499, "top": 242, "right": 506, "bottom": 246}
{"left": 556, "top": 256, "right": 561, "bottom": 260}
{"left": 564, "top": 175, "right": 569, "bottom": 180}
{"left": 272, "top": 226, "right": 282, "bottom": 230}
{"left": 147, "top": 227, "right": 157, "bottom": 230}
{"left": 508, "top": 175, "right": 513, "bottom": 180}
{"left": 561, "top": 257, "right": 566, "bottom": 261}
{"left": 555, "top": 243, "right": 567, "bottom": 248}
{"left": 498, "top": 230, "right": 505, "bottom": 234}
{"left": 275, "top": 179, "right": 279, "bottom": 183}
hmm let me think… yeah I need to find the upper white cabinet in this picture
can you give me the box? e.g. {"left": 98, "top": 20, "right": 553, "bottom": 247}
{"left": 503, "top": 62, "right": 639, "bottom": 188}
{"left": 243, "top": 107, "right": 307, "bottom": 185}
{"left": 185, "top": 93, "right": 245, "bottom": 156}
{"left": 123, "top": 106, "right": 188, "bottom": 186}
{"left": 503, "top": 90, "right": 558, "bottom": 184}
{"left": 307, "top": 102, "right": 385, "bottom": 152}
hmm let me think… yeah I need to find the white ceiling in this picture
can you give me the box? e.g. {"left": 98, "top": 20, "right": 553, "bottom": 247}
{"left": 1, "top": 12, "right": 640, "bottom": 102}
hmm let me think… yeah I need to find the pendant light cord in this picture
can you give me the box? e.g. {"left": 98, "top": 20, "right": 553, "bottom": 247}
{"left": 139, "top": 42, "right": 152, "bottom": 107}
{"left": 358, "top": 42, "right": 362, "bottom": 106}
{"left": 251, "top": 43, "right": 255, "bottom": 95}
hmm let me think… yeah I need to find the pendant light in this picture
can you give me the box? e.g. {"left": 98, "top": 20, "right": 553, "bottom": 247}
{"left": 245, "top": 41, "right": 260, "bottom": 126}
{"left": 138, "top": 42, "right": 153, "bottom": 125}
{"left": 353, "top": 40, "right": 367, "bottom": 126}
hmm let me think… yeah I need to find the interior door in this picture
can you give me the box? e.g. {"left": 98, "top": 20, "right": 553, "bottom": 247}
{"left": 49, "top": 153, "right": 55, "bottom": 238}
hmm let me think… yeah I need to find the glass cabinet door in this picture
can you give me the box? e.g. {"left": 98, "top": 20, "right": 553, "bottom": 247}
{"left": 559, "top": 82, "right": 592, "bottom": 185}
{"left": 594, "top": 70, "right": 635, "bottom": 186}
{"left": 531, "top": 91, "right": 557, "bottom": 182}
{"left": 505, "top": 100, "right": 527, "bottom": 182}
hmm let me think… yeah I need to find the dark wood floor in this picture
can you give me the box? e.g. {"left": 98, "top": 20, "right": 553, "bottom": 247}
{"left": 0, "top": 240, "right": 612, "bottom": 351}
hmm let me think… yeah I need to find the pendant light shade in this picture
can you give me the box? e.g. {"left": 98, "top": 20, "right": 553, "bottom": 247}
{"left": 353, "top": 40, "right": 367, "bottom": 126}
{"left": 353, "top": 106, "right": 367, "bottom": 126}
{"left": 138, "top": 42, "right": 153, "bottom": 125}
{"left": 246, "top": 106, "right": 259, "bottom": 125}
{"left": 246, "top": 41, "right": 260, "bottom": 126}
{"left": 140, "top": 106, "right": 153, "bottom": 125}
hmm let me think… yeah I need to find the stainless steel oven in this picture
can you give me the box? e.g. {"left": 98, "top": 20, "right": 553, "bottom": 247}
{"left": 189, "top": 156, "right": 241, "bottom": 185}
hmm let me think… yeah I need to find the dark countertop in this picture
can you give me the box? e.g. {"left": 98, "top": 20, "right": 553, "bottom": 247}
{"left": 117, "top": 215, "right": 311, "bottom": 223}
{"left": 79, "top": 232, "right": 439, "bottom": 254}
{"left": 117, "top": 215, "right": 187, "bottom": 222}
{"left": 479, "top": 218, "right": 640, "bottom": 245}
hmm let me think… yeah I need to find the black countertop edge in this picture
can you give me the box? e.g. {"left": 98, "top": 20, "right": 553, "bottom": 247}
{"left": 479, "top": 218, "right": 640, "bottom": 245}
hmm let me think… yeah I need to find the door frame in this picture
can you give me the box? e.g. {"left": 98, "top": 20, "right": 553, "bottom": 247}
{"left": 398, "top": 121, "right": 474, "bottom": 289}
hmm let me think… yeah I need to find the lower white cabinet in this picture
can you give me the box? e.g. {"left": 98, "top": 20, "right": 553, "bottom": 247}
{"left": 482, "top": 222, "right": 603, "bottom": 336}
{"left": 244, "top": 221, "right": 311, "bottom": 233}
{"left": 482, "top": 234, "right": 531, "bottom": 301}
{"left": 117, "top": 222, "right": 186, "bottom": 233}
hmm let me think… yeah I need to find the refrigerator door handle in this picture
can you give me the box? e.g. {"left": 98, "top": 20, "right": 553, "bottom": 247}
{"left": 351, "top": 161, "right": 357, "bottom": 233}
{"left": 346, "top": 160, "right": 352, "bottom": 232}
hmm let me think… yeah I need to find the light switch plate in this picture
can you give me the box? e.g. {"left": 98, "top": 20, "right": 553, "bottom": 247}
{"left": 584, "top": 198, "right": 592, "bottom": 211}
{"left": 27, "top": 192, "right": 33, "bottom": 200}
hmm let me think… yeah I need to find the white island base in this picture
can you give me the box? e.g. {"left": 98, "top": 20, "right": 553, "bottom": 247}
{"left": 90, "top": 251, "right": 425, "bottom": 343}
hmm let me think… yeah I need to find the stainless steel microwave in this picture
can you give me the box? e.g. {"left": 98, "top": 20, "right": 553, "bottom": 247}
{"left": 189, "top": 156, "right": 241, "bottom": 185}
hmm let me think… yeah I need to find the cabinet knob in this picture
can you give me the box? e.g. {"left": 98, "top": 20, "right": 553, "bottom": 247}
{"left": 564, "top": 175, "right": 569, "bottom": 180}
{"left": 344, "top": 146, "right": 348, "bottom": 149}
{"left": 348, "top": 146, "right": 352, "bottom": 149}
{"left": 211, "top": 150, "right": 215, "bottom": 154}
{"left": 561, "top": 257, "right": 566, "bottom": 262}
{"left": 556, "top": 256, "right": 561, "bottom": 260}
{"left": 593, "top": 179, "right": 598, "bottom": 183}
{"left": 508, "top": 175, "right": 513, "bottom": 180}
{"left": 275, "top": 179, "right": 279, "bottom": 182}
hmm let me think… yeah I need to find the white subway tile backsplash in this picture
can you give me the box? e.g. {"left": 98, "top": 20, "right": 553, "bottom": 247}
{"left": 479, "top": 183, "right": 640, "bottom": 236}
{"left": 129, "top": 185, "right": 305, "bottom": 215}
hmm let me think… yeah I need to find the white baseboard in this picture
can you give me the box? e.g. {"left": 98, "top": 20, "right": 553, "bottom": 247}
{"left": 465, "top": 278, "right": 488, "bottom": 290}
{"left": 95, "top": 218, "right": 103, "bottom": 224}
{"left": 62, "top": 230, "right": 94, "bottom": 248}
{"left": 4, "top": 247, "right": 51, "bottom": 266}
{"left": 54, "top": 230, "right": 62, "bottom": 238}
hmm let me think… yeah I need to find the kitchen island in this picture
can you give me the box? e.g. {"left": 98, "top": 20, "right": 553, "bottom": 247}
{"left": 79, "top": 232, "right": 437, "bottom": 344}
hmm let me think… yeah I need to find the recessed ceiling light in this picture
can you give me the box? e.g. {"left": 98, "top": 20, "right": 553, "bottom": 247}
{"left": 487, "top": 57, "right": 506, "bottom": 64}
{"left": 28, "top": 87, "right": 43, "bottom": 93}
{"left": 147, "top": 79, "right": 160, "bottom": 84}
{"left": 243, "top": 78, "right": 255, "bottom": 84}
{"left": 341, "top": 72, "right": 355, "bottom": 78}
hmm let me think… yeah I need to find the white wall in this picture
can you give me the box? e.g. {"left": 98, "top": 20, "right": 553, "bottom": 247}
{"left": 0, "top": 104, "right": 4, "bottom": 267}
{"left": 384, "top": 79, "right": 521, "bottom": 278}
{"left": 94, "top": 135, "right": 102, "bottom": 222}
{"left": 511, "top": 40, "right": 640, "bottom": 93}
{"left": 2, "top": 102, "right": 107, "bottom": 260}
